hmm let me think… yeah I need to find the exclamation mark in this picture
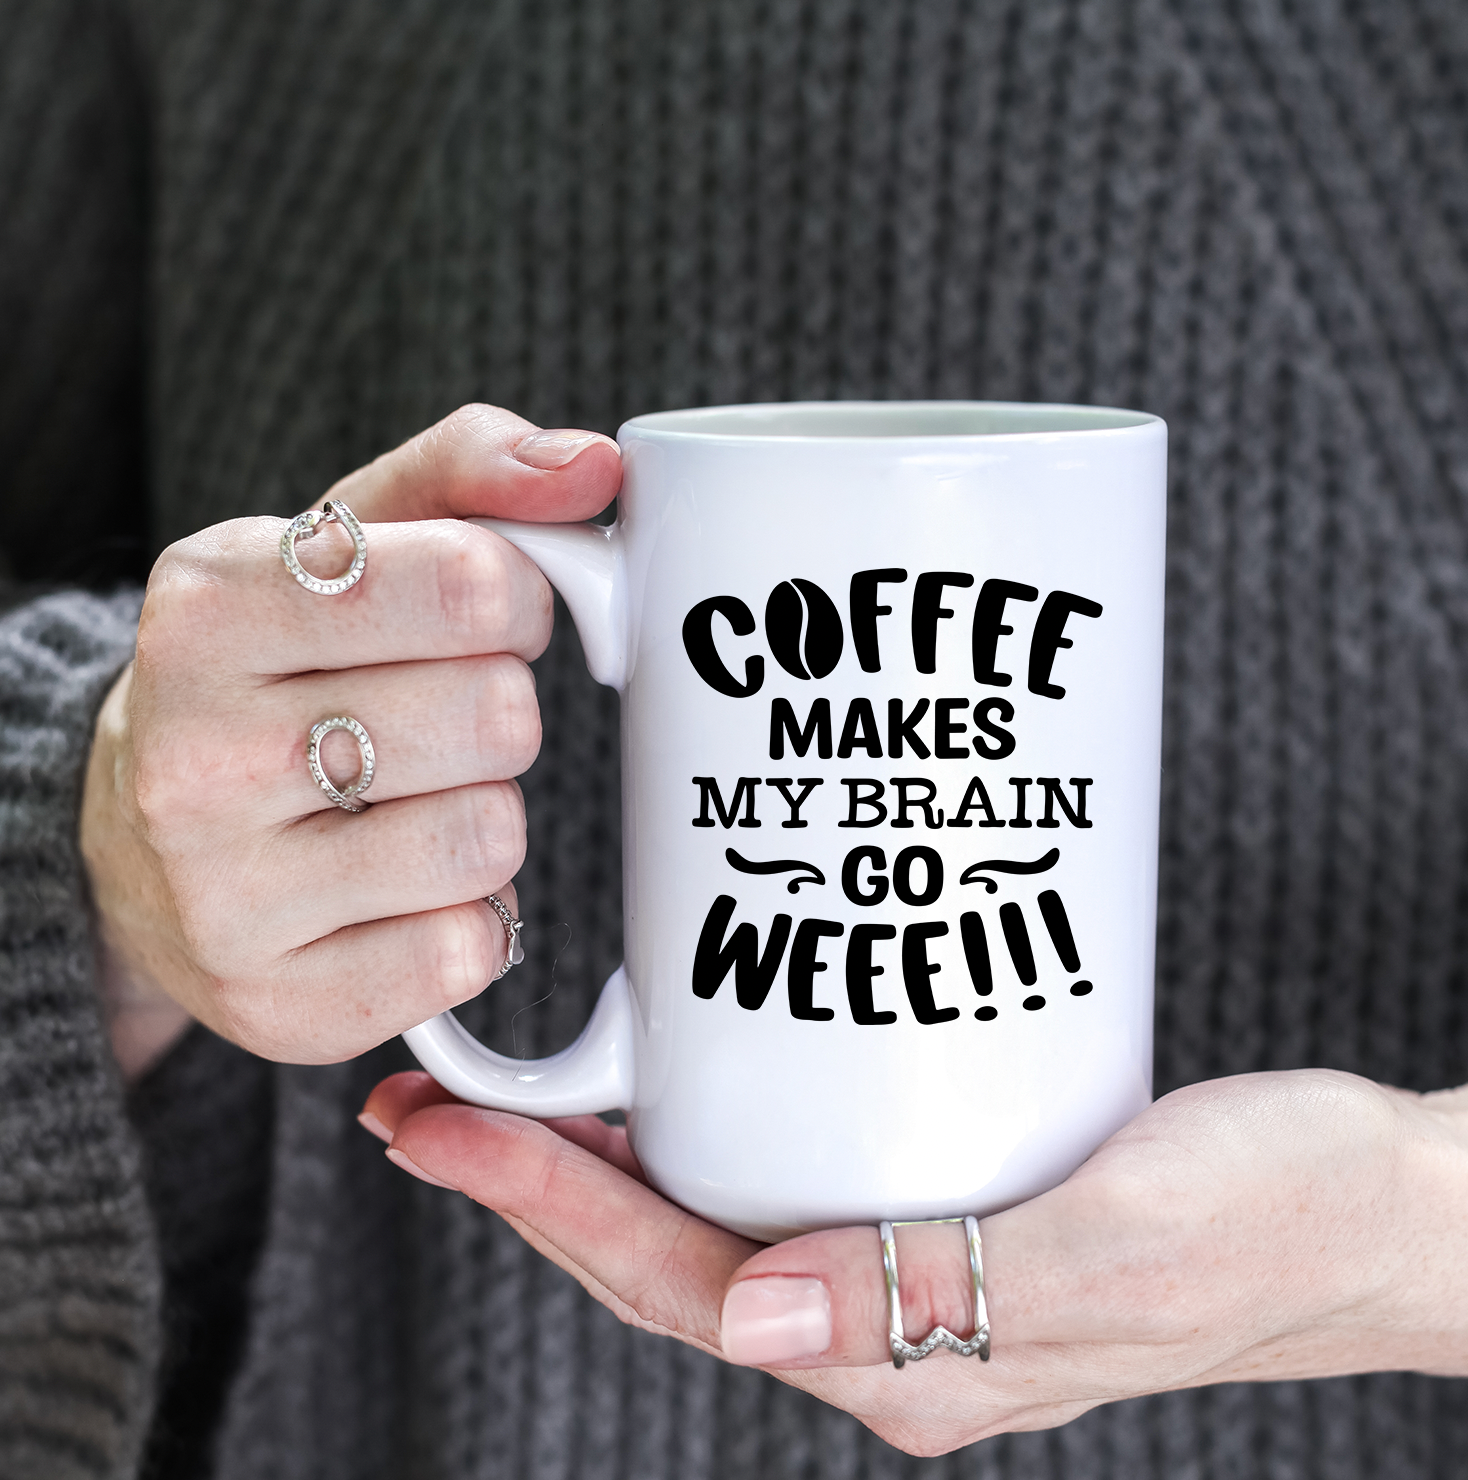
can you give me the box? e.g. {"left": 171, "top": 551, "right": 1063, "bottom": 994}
{"left": 1038, "top": 889, "right": 1092, "bottom": 996}
{"left": 960, "top": 912, "right": 997, "bottom": 1021}
{"left": 999, "top": 902, "right": 1045, "bottom": 1010}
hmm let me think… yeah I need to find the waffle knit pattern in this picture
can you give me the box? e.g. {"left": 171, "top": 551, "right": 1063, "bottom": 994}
{"left": 0, "top": 592, "right": 153, "bottom": 1480}
{"left": 2, "top": 0, "right": 1467, "bottom": 1476}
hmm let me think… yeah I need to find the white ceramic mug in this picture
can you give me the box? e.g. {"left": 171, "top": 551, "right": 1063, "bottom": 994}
{"left": 403, "top": 401, "right": 1166, "bottom": 1241}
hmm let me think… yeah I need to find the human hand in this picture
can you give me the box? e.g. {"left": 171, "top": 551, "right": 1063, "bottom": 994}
{"left": 361, "top": 1067, "right": 1468, "bottom": 1455}
{"left": 80, "top": 407, "right": 621, "bottom": 1078}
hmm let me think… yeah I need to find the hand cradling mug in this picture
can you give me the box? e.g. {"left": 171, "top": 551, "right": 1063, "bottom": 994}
{"left": 404, "top": 401, "right": 1167, "bottom": 1242}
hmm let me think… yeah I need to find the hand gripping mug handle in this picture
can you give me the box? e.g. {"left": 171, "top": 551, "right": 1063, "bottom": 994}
{"left": 399, "top": 518, "right": 635, "bottom": 1117}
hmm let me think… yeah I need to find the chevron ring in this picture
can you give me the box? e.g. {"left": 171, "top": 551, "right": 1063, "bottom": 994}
{"left": 880, "top": 1216, "right": 990, "bottom": 1368}
{"left": 280, "top": 499, "right": 367, "bottom": 595}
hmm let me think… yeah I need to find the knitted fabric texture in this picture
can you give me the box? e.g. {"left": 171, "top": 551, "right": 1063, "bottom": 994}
{"left": 2, "top": 0, "right": 1467, "bottom": 1476}
{"left": 0, "top": 592, "right": 151, "bottom": 1480}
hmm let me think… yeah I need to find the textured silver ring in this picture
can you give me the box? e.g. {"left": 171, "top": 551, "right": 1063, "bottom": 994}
{"left": 880, "top": 1216, "right": 990, "bottom": 1368}
{"left": 486, "top": 894, "right": 525, "bottom": 980}
{"left": 280, "top": 499, "right": 367, "bottom": 595}
{"left": 307, "top": 716, "right": 375, "bottom": 813}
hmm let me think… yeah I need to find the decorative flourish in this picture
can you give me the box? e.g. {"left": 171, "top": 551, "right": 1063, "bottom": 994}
{"left": 724, "top": 848, "right": 826, "bottom": 894}
{"left": 958, "top": 848, "right": 1060, "bottom": 893}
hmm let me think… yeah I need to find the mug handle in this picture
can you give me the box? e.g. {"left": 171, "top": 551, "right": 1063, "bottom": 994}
{"left": 399, "top": 518, "right": 636, "bottom": 1116}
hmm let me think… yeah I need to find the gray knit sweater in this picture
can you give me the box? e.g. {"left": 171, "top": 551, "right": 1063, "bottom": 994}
{"left": 3, "top": 1, "right": 1467, "bottom": 1476}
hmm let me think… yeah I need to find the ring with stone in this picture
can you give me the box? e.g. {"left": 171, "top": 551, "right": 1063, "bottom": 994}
{"left": 280, "top": 499, "right": 367, "bottom": 595}
{"left": 306, "top": 716, "right": 375, "bottom": 813}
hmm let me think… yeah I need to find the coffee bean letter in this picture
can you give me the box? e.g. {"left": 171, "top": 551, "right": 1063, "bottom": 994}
{"left": 765, "top": 579, "right": 844, "bottom": 680}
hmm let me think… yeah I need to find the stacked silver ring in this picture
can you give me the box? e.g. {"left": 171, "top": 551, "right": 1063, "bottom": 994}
{"left": 283, "top": 496, "right": 523, "bottom": 982}
{"left": 880, "top": 1216, "right": 990, "bottom": 1368}
{"left": 283, "top": 500, "right": 378, "bottom": 814}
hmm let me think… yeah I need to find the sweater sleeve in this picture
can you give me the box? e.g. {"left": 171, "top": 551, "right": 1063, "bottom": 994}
{"left": 0, "top": 589, "right": 158, "bottom": 1480}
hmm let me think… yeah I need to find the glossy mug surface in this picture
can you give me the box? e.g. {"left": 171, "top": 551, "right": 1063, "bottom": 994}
{"left": 403, "top": 401, "right": 1166, "bottom": 1241}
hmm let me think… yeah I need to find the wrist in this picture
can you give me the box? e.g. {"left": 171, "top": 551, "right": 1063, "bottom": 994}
{"left": 81, "top": 664, "right": 195, "bottom": 1083}
{"left": 1388, "top": 1084, "right": 1468, "bottom": 1373}
{"left": 1134, "top": 1071, "right": 1468, "bottom": 1387}
{"left": 96, "top": 933, "right": 194, "bottom": 1083}
{"left": 1297, "top": 1079, "right": 1468, "bottom": 1377}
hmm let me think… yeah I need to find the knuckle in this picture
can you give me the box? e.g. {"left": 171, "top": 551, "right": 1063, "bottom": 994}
{"left": 1295, "top": 1068, "right": 1397, "bottom": 1131}
{"left": 171, "top": 879, "right": 251, "bottom": 979}
{"left": 129, "top": 737, "right": 192, "bottom": 831}
{"left": 207, "top": 972, "right": 269, "bottom": 1049}
{"left": 431, "top": 523, "right": 505, "bottom": 635}
{"left": 477, "top": 658, "right": 543, "bottom": 774}
{"left": 423, "top": 905, "right": 499, "bottom": 1011}
{"left": 431, "top": 525, "right": 552, "bottom": 653}
{"left": 137, "top": 520, "right": 268, "bottom": 667}
{"left": 170, "top": 926, "right": 286, "bottom": 1053}
{"left": 421, "top": 402, "right": 523, "bottom": 489}
{"left": 462, "top": 782, "right": 527, "bottom": 889}
{"left": 129, "top": 719, "right": 239, "bottom": 832}
{"left": 438, "top": 401, "right": 511, "bottom": 446}
{"left": 137, "top": 555, "right": 209, "bottom": 666}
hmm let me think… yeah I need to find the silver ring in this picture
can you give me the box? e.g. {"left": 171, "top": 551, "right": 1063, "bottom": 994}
{"left": 880, "top": 1216, "right": 990, "bottom": 1368}
{"left": 307, "top": 716, "right": 375, "bottom": 812}
{"left": 280, "top": 499, "right": 367, "bottom": 595}
{"left": 486, "top": 894, "right": 525, "bottom": 980}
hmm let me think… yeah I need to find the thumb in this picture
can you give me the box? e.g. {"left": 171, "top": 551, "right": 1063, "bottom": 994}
{"left": 324, "top": 403, "right": 622, "bottom": 523}
{"left": 719, "top": 1220, "right": 989, "bottom": 1369}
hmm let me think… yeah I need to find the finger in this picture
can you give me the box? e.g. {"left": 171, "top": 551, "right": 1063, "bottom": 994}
{"left": 360, "top": 1070, "right": 463, "bottom": 1143}
{"left": 199, "top": 897, "right": 510, "bottom": 1062}
{"left": 719, "top": 1165, "right": 1185, "bottom": 1373}
{"left": 212, "top": 652, "right": 541, "bottom": 821}
{"left": 360, "top": 1074, "right": 649, "bottom": 1184}
{"left": 719, "top": 1220, "right": 983, "bottom": 1368}
{"left": 146, "top": 518, "right": 555, "bottom": 679}
{"left": 252, "top": 782, "right": 526, "bottom": 942}
{"left": 324, "top": 404, "right": 622, "bottom": 524}
{"left": 389, "top": 1104, "right": 758, "bottom": 1353}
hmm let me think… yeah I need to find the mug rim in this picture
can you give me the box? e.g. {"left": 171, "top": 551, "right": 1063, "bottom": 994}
{"left": 618, "top": 399, "right": 1163, "bottom": 444}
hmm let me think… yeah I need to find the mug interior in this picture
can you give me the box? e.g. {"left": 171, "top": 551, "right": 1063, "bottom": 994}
{"left": 620, "top": 400, "right": 1158, "bottom": 440}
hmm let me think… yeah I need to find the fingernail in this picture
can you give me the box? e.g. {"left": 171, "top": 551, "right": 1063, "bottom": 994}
{"left": 385, "top": 1146, "right": 457, "bottom": 1190}
{"left": 720, "top": 1277, "right": 831, "bottom": 1365}
{"left": 357, "top": 1111, "right": 392, "bottom": 1144}
{"left": 513, "top": 429, "right": 619, "bottom": 470}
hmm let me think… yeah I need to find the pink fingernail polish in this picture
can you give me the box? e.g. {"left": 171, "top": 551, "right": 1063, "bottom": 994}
{"left": 720, "top": 1277, "right": 831, "bottom": 1365}
{"left": 357, "top": 1111, "right": 393, "bottom": 1144}
{"left": 385, "top": 1147, "right": 457, "bottom": 1190}
{"left": 513, "top": 429, "right": 619, "bottom": 470}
